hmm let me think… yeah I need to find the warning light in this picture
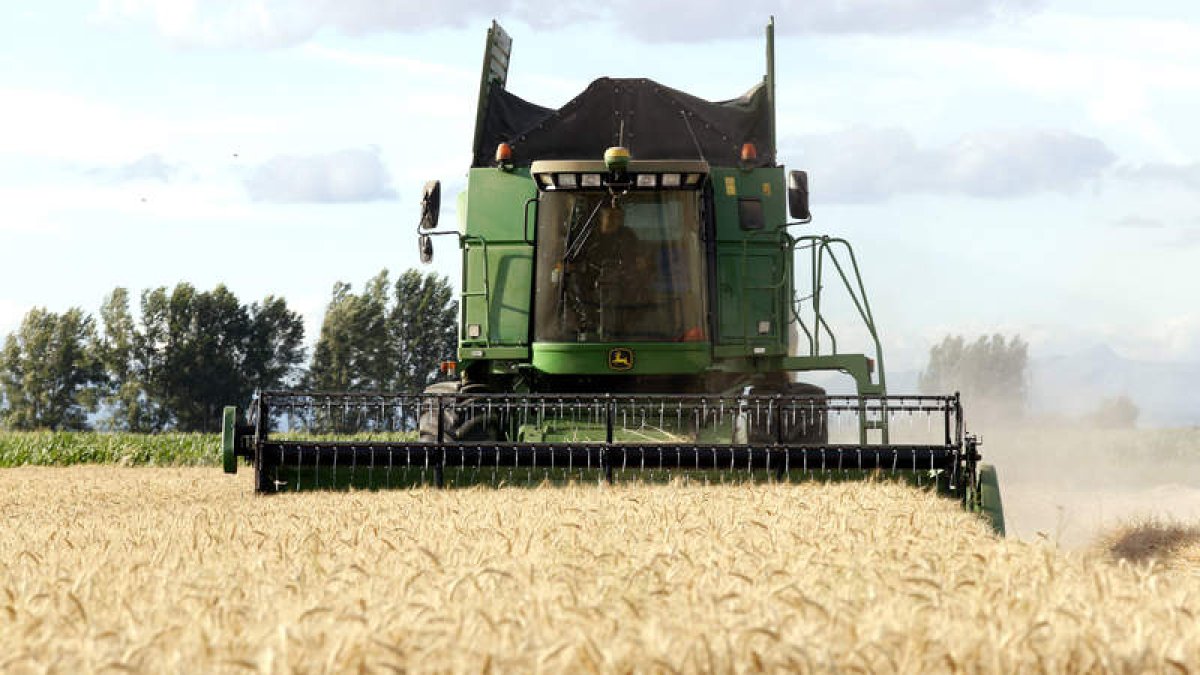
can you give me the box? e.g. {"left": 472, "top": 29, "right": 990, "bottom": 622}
{"left": 495, "top": 142, "right": 513, "bottom": 164}
{"left": 740, "top": 143, "right": 757, "bottom": 162}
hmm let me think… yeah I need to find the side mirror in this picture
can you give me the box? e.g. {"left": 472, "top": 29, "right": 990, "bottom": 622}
{"left": 419, "top": 234, "right": 433, "bottom": 264}
{"left": 788, "top": 170, "right": 810, "bottom": 221}
{"left": 419, "top": 180, "right": 441, "bottom": 230}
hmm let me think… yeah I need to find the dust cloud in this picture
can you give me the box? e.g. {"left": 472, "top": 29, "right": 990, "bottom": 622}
{"left": 976, "top": 423, "right": 1200, "bottom": 549}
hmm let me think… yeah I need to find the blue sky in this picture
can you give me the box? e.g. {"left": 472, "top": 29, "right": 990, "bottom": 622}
{"left": 1, "top": 0, "right": 1198, "bottom": 378}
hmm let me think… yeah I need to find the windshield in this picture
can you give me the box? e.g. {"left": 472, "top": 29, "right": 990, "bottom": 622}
{"left": 534, "top": 191, "right": 707, "bottom": 343}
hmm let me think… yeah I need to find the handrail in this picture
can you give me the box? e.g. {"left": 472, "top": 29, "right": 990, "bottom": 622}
{"left": 522, "top": 197, "right": 538, "bottom": 245}
{"left": 459, "top": 234, "right": 493, "bottom": 347}
{"left": 811, "top": 239, "right": 838, "bottom": 354}
{"left": 791, "top": 235, "right": 887, "bottom": 391}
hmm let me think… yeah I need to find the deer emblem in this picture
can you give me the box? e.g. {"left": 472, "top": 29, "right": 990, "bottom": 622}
{"left": 608, "top": 348, "right": 634, "bottom": 371}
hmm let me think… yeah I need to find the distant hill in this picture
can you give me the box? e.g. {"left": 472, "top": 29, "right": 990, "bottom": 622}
{"left": 1030, "top": 344, "right": 1199, "bottom": 428}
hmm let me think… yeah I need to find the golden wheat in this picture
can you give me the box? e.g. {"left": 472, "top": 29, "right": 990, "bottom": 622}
{"left": 1, "top": 467, "right": 1198, "bottom": 673}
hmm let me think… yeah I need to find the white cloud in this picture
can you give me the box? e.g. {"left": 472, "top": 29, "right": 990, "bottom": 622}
{"left": 879, "top": 15, "right": 1200, "bottom": 98}
{"left": 1106, "top": 217, "right": 1200, "bottom": 250}
{"left": 1111, "top": 215, "right": 1166, "bottom": 230}
{"left": 300, "top": 44, "right": 472, "bottom": 80}
{"left": 835, "top": 12, "right": 1200, "bottom": 163}
{"left": 785, "top": 127, "right": 1115, "bottom": 203}
{"left": 1117, "top": 162, "right": 1200, "bottom": 191}
{"left": 0, "top": 177, "right": 273, "bottom": 235}
{"left": 937, "top": 130, "right": 1114, "bottom": 197}
{"left": 0, "top": 87, "right": 171, "bottom": 163}
{"left": 96, "top": 0, "right": 503, "bottom": 47}
{"left": 1175, "top": 227, "right": 1200, "bottom": 249}
{"left": 245, "top": 147, "right": 399, "bottom": 203}
{"left": 0, "top": 188, "right": 61, "bottom": 234}
{"left": 1095, "top": 315, "right": 1200, "bottom": 364}
{"left": 0, "top": 87, "right": 297, "bottom": 173}
{"left": 614, "top": 0, "right": 1045, "bottom": 41}
{"left": 97, "top": 0, "right": 1046, "bottom": 47}
{"left": 88, "top": 153, "right": 177, "bottom": 183}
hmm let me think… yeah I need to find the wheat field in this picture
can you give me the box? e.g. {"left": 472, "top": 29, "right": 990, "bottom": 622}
{"left": 1, "top": 468, "right": 1198, "bottom": 673}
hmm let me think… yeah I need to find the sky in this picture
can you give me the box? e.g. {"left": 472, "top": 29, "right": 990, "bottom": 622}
{"left": 1, "top": 1, "right": 1198, "bottom": 385}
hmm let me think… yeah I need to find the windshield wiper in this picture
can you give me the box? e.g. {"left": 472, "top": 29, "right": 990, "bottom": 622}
{"left": 563, "top": 199, "right": 607, "bottom": 263}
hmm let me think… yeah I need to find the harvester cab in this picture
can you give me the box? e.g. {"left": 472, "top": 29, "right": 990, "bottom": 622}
{"left": 222, "top": 19, "right": 1005, "bottom": 536}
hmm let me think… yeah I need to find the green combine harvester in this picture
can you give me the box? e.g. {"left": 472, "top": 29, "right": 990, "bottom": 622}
{"left": 223, "top": 19, "right": 1005, "bottom": 534}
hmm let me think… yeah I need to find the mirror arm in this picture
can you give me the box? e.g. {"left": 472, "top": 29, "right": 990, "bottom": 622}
{"left": 417, "top": 230, "right": 460, "bottom": 265}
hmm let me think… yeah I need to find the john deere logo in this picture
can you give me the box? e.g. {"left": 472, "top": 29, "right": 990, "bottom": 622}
{"left": 608, "top": 347, "right": 634, "bottom": 371}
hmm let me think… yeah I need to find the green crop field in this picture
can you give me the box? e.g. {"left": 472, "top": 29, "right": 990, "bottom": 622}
{"left": 0, "top": 431, "right": 220, "bottom": 467}
{"left": 0, "top": 431, "right": 425, "bottom": 468}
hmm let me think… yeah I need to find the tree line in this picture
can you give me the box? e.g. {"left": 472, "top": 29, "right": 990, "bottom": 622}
{"left": 918, "top": 334, "right": 1139, "bottom": 427}
{"left": 0, "top": 269, "right": 456, "bottom": 432}
{"left": 4, "top": 287, "right": 1135, "bottom": 433}
{"left": 918, "top": 334, "right": 1030, "bottom": 421}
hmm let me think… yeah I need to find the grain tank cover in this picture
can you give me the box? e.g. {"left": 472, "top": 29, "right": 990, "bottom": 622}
{"left": 473, "top": 77, "right": 774, "bottom": 169}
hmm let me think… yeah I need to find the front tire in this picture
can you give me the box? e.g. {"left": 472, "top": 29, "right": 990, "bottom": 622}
{"left": 417, "top": 382, "right": 502, "bottom": 443}
{"left": 745, "top": 382, "right": 828, "bottom": 445}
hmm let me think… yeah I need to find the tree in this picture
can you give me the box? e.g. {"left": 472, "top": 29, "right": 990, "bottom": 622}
{"left": 244, "top": 296, "right": 306, "bottom": 393}
{"left": 2, "top": 285, "right": 305, "bottom": 432}
{"left": 142, "top": 283, "right": 308, "bottom": 431}
{"left": 356, "top": 271, "right": 396, "bottom": 391}
{"left": 94, "top": 288, "right": 158, "bottom": 431}
{"left": 90, "top": 284, "right": 307, "bottom": 432}
{"left": 0, "top": 307, "right": 101, "bottom": 430}
{"left": 1090, "top": 395, "right": 1139, "bottom": 429}
{"left": 308, "top": 269, "right": 457, "bottom": 393}
{"left": 391, "top": 269, "right": 458, "bottom": 393}
{"left": 135, "top": 283, "right": 248, "bottom": 431}
{"left": 308, "top": 281, "right": 381, "bottom": 392}
{"left": 918, "top": 334, "right": 1028, "bottom": 421}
